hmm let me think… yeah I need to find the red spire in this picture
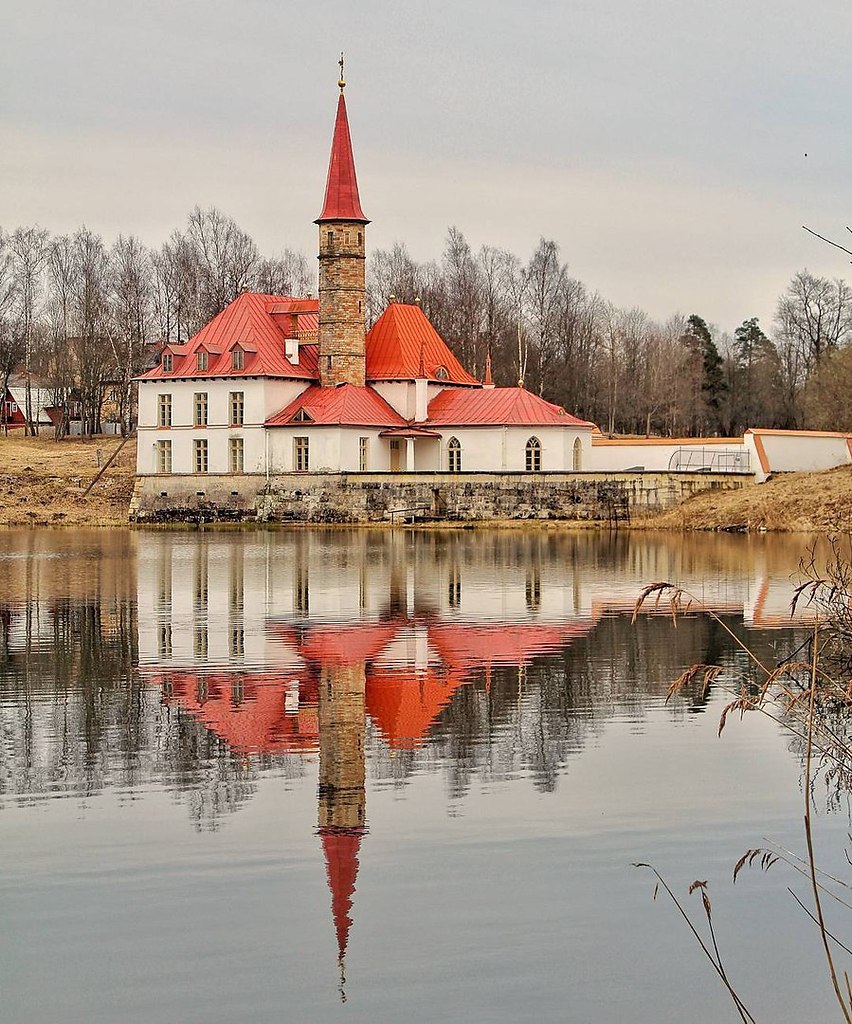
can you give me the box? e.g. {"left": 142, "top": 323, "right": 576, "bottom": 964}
{"left": 320, "top": 826, "right": 365, "bottom": 966}
{"left": 316, "top": 92, "right": 369, "bottom": 223}
{"left": 483, "top": 352, "right": 494, "bottom": 387}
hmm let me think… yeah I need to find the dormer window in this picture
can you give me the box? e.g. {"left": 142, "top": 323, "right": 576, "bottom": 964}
{"left": 162, "top": 352, "right": 173, "bottom": 373}
{"left": 232, "top": 347, "right": 244, "bottom": 371}
{"left": 293, "top": 408, "right": 313, "bottom": 423}
{"left": 435, "top": 365, "right": 449, "bottom": 381}
{"left": 196, "top": 350, "right": 208, "bottom": 372}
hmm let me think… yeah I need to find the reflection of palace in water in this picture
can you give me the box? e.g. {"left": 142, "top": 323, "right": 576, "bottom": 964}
{"left": 0, "top": 528, "right": 817, "bottom": 988}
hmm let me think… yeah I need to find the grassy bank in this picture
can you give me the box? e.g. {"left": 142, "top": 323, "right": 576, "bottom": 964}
{"left": 646, "top": 464, "right": 852, "bottom": 532}
{"left": 0, "top": 433, "right": 136, "bottom": 527}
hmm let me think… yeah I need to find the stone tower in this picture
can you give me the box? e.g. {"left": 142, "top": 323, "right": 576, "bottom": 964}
{"left": 316, "top": 60, "right": 369, "bottom": 388}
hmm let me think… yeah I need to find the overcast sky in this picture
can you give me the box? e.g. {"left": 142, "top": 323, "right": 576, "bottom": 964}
{"left": 2, "top": 0, "right": 850, "bottom": 334}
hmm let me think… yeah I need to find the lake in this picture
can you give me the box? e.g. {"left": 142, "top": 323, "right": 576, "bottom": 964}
{"left": 0, "top": 527, "right": 847, "bottom": 1022}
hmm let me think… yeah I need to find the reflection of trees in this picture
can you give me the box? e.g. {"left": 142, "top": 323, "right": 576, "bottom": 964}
{"left": 0, "top": 524, "right": 815, "bottom": 828}
{"left": 370, "top": 617, "right": 809, "bottom": 801}
{"left": 0, "top": 598, "right": 297, "bottom": 828}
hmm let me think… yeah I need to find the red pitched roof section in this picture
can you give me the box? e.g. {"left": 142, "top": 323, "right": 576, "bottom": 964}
{"left": 139, "top": 293, "right": 320, "bottom": 382}
{"left": 316, "top": 93, "right": 369, "bottom": 224}
{"left": 320, "top": 827, "right": 365, "bottom": 966}
{"left": 366, "top": 303, "right": 479, "bottom": 386}
{"left": 423, "top": 386, "right": 595, "bottom": 427}
{"left": 266, "top": 383, "right": 407, "bottom": 428}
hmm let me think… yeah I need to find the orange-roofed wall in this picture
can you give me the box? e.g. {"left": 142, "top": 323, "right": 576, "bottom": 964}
{"left": 317, "top": 224, "right": 367, "bottom": 387}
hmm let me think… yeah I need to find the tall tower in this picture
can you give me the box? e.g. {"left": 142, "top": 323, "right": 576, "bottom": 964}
{"left": 316, "top": 56, "right": 369, "bottom": 388}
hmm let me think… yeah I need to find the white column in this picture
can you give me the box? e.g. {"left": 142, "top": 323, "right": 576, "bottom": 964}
{"left": 405, "top": 437, "right": 415, "bottom": 472}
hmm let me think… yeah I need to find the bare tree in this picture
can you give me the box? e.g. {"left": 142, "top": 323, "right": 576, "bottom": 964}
{"left": 9, "top": 226, "right": 49, "bottom": 434}
{"left": 109, "top": 234, "right": 152, "bottom": 433}
{"left": 255, "top": 250, "right": 314, "bottom": 297}
{"left": 0, "top": 229, "right": 22, "bottom": 434}
{"left": 186, "top": 206, "right": 260, "bottom": 323}
{"left": 776, "top": 270, "right": 852, "bottom": 379}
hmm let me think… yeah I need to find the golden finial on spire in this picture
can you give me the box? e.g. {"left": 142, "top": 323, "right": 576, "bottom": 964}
{"left": 338, "top": 52, "right": 346, "bottom": 91}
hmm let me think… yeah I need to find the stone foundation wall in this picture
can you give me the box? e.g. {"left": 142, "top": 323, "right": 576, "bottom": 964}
{"left": 131, "top": 471, "right": 750, "bottom": 524}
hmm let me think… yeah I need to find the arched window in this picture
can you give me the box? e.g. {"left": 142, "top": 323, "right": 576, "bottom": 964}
{"left": 526, "top": 436, "right": 542, "bottom": 471}
{"left": 573, "top": 437, "right": 583, "bottom": 471}
{"left": 447, "top": 437, "right": 462, "bottom": 473}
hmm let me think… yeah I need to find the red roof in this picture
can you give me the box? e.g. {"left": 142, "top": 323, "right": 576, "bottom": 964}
{"left": 423, "top": 386, "right": 595, "bottom": 427}
{"left": 266, "top": 384, "right": 407, "bottom": 428}
{"left": 320, "top": 827, "right": 365, "bottom": 964}
{"left": 366, "top": 304, "right": 479, "bottom": 386}
{"left": 139, "top": 293, "right": 320, "bottom": 381}
{"left": 428, "top": 622, "right": 596, "bottom": 670}
{"left": 365, "top": 667, "right": 466, "bottom": 749}
{"left": 144, "top": 670, "right": 320, "bottom": 754}
{"left": 316, "top": 93, "right": 368, "bottom": 223}
{"left": 298, "top": 621, "right": 401, "bottom": 666}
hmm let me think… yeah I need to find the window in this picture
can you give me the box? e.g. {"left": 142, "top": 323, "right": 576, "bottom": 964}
{"left": 359, "top": 436, "right": 369, "bottom": 471}
{"left": 525, "top": 568, "right": 542, "bottom": 610}
{"left": 357, "top": 231, "right": 363, "bottom": 246}
{"left": 435, "top": 365, "right": 449, "bottom": 381}
{"left": 229, "top": 437, "right": 244, "bottom": 473}
{"left": 448, "top": 566, "right": 461, "bottom": 608}
{"left": 194, "top": 392, "right": 208, "bottom": 426}
{"left": 162, "top": 351, "right": 173, "bottom": 372}
{"left": 573, "top": 437, "right": 583, "bottom": 472}
{"left": 447, "top": 436, "right": 462, "bottom": 473}
{"left": 196, "top": 350, "right": 208, "bottom": 372}
{"left": 294, "top": 436, "right": 309, "bottom": 472}
{"left": 156, "top": 439, "right": 172, "bottom": 473}
{"left": 194, "top": 628, "right": 208, "bottom": 662}
{"left": 158, "top": 394, "right": 172, "bottom": 427}
{"left": 327, "top": 230, "right": 334, "bottom": 247}
{"left": 194, "top": 438, "right": 208, "bottom": 473}
{"left": 4, "top": 400, "right": 18, "bottom": 418}
{"left": 231, "top": 347, "right": 244, "bottom": 371}
{"left": 296, "top": 565, "right": 309, "bottom": 615}
{"left": 526, "top": 436, "right": 542, "bottom": 471}
{"left": 230, "top": 391, "right": 244, "bottom": 426}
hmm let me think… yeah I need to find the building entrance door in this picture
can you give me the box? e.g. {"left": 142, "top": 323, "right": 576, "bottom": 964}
{"left": 389, "top": 439, "right": 402, "bottom": 472}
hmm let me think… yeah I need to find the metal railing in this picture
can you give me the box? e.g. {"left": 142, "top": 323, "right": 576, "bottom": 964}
{"left": 667, "top": 447, "right": 751, "bottom": 474}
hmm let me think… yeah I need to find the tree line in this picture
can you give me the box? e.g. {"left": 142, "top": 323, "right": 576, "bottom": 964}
{"left": 0, "top": 208, "right": 311, "bottom": 435}
{"left": 368, "top": 229, "right": 852, "bottom": 435}
{"left": 1, "top": 209, "right": 850, "bottom": 436}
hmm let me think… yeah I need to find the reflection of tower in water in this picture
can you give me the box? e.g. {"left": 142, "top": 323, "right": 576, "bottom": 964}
{"left": 317, "top": 659, "right": 367, "bottom": 1002}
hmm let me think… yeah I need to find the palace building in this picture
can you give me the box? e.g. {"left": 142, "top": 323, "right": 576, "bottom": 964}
{"left": 135, "top": 69, "right": 595, "bottom": 484}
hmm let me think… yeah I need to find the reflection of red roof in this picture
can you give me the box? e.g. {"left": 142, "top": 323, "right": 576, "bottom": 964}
{"left": 299, "top": 622, "right": 400, "bottom": 666}
{"left": 316, "top": 93, "right": 368, "bottom": 223}
{"left": 366, "top": 668, "right": 466, "bottom": 749}
{"left": 266, "top": 384, "right": 407, "bottom": 428}
{"left": 144, "top": 671, "right": 319, "bottom": 754}
{"left": 320, "top": 827, "right": 365, "bottom": 963}
{"left": 424, "top": 387, "right": 594, "bottom": 427}
{"left": 366, "top": 304, "right": 478, "bottom": 385}
{"left": 139, "top": 293, "right": 320, "bottom": 381}
{"left": 428, "top": 622, "right": 596, "bottom": 668}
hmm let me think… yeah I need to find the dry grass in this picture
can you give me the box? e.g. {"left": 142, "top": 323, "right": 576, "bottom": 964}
{"left": 646, "top": 465, "right": 852, "bottom": 532}
{"left": 0, "top": 433, "right": 137, "bottom": 527}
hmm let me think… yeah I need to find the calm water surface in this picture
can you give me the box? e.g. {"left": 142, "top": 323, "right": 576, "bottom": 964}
{"left": 0, "top": 528, "right": 847, "bottom": 1022}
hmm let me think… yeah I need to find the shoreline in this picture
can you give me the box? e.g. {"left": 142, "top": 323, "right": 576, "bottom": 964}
{"left": 2, "top": 434, "right": 850, "bottom": 532}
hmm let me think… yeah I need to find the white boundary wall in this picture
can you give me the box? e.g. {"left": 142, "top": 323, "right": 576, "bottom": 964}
{"left": 744, "top": 429, "right": 852, "bottom": 483}
{"left": 589, "top": 437, "right": 747, "bottom": 473}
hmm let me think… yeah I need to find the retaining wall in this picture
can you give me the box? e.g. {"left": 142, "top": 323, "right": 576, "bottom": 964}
{"left": 131, "top": 471, "right": 751, "bottom": 524}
